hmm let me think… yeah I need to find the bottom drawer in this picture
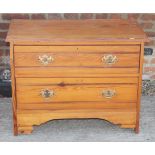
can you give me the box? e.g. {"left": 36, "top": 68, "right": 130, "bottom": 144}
{"left": 16, "top": 78, "right": 138, "bottom": 110}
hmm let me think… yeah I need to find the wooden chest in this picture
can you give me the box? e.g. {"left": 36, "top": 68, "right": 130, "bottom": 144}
{"left": 6, "top": 19, "right": 148, "bottom": 135}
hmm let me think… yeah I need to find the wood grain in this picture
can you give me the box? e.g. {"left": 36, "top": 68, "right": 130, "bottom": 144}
{"left": 14, "top": 45, "right": 140, "bottom": 53}
{"left": 16, "top": 77, "right": 139, "bottom": 85}
{"left": 16, "top": 84, "right": 137, "bottom": 103}
{"left": 135, "top": 43, "right": 144, "bottom": 133}
{"left": 15, "top": 52, "right": 139, "bottom": 67}
{"left": 6, "top": 19, "right": 148, "bottom": 134}
{"left": 13, "top": 41, "right": 143, "bottom": 45}
{"left": 6, "top": 19, "right": 148, "bottom": 42}
{"left": 10, "top": 43, "right": 18, "bottom": 136}
{"left": 15, "top": 67, "right": 139, "bottom": 78}
{"left": 18, "top": 102, "right": 136, "bottom": 110}
{"left": 17, "top": 109, "right": 136, "bottom": 134}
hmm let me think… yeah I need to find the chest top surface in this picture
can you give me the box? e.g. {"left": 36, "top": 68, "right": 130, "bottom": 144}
{"left": 6, "top": 19, "right": 148, "bottom": 43}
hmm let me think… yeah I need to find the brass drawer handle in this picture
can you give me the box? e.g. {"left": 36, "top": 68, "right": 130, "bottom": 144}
{"left": 38, "top": 55, "right": 54, "bottom": 65}
{"left": 102, "top": 54, "right": 118, "bottom": 65}
{"left": 40, "top": 89, "right": 54, "bottom": 99}
{"left": 102, "top": 90, "right": 116, "bottom": 99}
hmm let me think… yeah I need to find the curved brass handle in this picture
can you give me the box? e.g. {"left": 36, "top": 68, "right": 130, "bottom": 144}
{"left": 40, "top": 89, "right": 54, "bottom": 99}
{"left": 38, "top": 55, "right": 54, "bottom": 65}
{"left": 102, "top": 54, "right": 118, "bottom": 65}
{"left": 102, "top": 90, "right": 116, "bottom": 99}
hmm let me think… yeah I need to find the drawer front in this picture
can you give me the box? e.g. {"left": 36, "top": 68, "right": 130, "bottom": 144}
{"left": 16, "top": 78, "right": 138, "bottom": 109}
{"left": 16, "top": 84, "right": 137, "bottom": 103}
{"left": 14, "top": 52, "right": 139, "bottom": 67}
{"left": 14, "top": 45, "right": 140, "bottom": 77}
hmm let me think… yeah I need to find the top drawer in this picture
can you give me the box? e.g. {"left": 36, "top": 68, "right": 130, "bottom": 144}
{"left": 14, "top": 45, "right": 140, "bottom": 77}
{"left": 14, "top": 45, "right": 140, "bottom": 68}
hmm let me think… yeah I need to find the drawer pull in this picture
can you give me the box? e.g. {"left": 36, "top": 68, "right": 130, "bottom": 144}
{"left": 40, "top": 89, "right": 54, "bottom": 98}
{"left": 38, "top": 55, "right": 54, "bottom": 65}
{"left": 102, "top": 90, "right": 116, "bottom": 99}
{"left": 102, "top": 54, "right": 118, "bottom": 65}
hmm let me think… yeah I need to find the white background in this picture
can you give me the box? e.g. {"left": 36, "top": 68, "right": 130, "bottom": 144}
{"left": 0, "top": 0, "right": 155, "bottom": 13}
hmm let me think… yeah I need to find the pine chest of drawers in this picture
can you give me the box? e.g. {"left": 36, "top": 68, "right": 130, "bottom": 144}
{"left": 6, "top": 19, "right": 148, "bottom": 135}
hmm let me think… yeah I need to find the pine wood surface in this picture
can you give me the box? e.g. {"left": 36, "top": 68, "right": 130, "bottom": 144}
{"left": 15, "top": 52, "right": 139, "bottom": 67}
{"left": 6, "top": 19, "right": 148, "bottom": 43}
{"left": 14, "top": 45, "right": 140, "bottom": 53}
{"left": 16, "top": 84, "right": 137, "bottom": 103}
{"left": 6, "top": 19, "right": 148, "bottom": 135}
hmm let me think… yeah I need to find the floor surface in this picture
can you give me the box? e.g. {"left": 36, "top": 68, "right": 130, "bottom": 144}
{"left": 0, "top": 97, "right": 155, "bottom": 142}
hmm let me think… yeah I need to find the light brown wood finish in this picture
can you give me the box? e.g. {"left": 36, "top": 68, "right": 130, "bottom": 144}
{"left": 6, "top": 19, "right": 148, "bottom": 135}
{"left": 14, "top": 45, "right": 140, "bottom": 53}
{"left": 6, "top": 19, "right": 148, "bottom": 42}
{"left": 15, "top": 67, "right": 139, "bottom": 77}
{"left": 16, "top": 77, "right": 138, "bottom": 109}
{"left": 18, "top": 102, "right": 136, "bottom": 110}
{"left": 9, "top": 43, "right": 18, "bottom": 135}
{"left": 16, "top": 84, "right": 137, "bottom": 103}
{"left": 135, "top": 43, "right": 145, "bottom": 133}
{"left": 16, "top": 77, "right": 138, "bottom": 85}
{"left": 17, "top": 109, "right": 136, "bottom": 134}
{"left": 13, "top": 41, "right": 143, "bottom": 45}
{"left": 15, "top": 52, "right": 139, "bottom": 67}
